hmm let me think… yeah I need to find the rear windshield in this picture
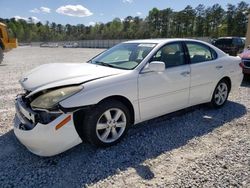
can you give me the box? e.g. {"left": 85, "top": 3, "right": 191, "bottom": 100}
{"left": 215, "top": 39, "right": 232, "bottom": 45}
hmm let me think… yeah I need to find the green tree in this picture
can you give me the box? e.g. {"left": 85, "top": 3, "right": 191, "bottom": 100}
{"left": 195, "top": 4, "right": 206, "bottom": 36}
{"left": 1, "top": 1, "right": 249, "bottom": 42}
{"left": 160, "top": 8, "right": 173, "bottom": 37}
{"left": 147, "top": 8, "right": 161, "bottom": 37}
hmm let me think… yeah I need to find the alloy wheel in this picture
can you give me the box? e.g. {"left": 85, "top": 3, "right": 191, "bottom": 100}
{"left": 214, "top": 82, "right": 228, "bottom": 106}
{"left": 96, "top": 108, "right": 127, "bottom": 143}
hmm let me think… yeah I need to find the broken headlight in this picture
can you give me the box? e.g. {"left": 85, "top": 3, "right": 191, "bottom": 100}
{"left": 30, "top": 86, "right": 83, "bottom": 110}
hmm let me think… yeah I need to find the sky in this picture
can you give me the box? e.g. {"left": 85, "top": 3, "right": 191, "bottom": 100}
{"left": 0, "top": 0, "right": 248, "bottom": 26}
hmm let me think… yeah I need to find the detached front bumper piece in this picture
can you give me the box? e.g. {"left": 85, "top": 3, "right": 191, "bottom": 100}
{"left": 14, "top": 96, "right": 82, "bottom": 157}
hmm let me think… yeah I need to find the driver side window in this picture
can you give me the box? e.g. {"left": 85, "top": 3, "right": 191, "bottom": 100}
{"left": 150, "top": 43, "right": 185, "bottom": 68}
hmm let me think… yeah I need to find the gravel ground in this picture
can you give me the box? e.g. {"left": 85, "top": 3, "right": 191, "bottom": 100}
{"left": 0, "top": 47, "right": 249, "bottom": 188}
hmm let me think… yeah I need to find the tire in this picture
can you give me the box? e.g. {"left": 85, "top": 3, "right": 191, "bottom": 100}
{"left": 0, "top": 48, "right": 3, "bottom": 64}
{"left": 210, "top": 80, "right": 230, "bottom": 108}
{"left": 83, "top": 100, "right": 131, "bottom": 147}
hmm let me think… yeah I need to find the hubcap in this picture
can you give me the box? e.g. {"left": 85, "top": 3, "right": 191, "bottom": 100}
{"left": 96, "top": 108, "right": 126, "bottom": 143}
{"left": 214, "top": 82, "right": 228, "bottom": 105}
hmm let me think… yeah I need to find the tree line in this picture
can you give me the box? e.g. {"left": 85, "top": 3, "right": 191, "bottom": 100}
{"left": 0, "top": 1, "right": 249, "bottom": 42}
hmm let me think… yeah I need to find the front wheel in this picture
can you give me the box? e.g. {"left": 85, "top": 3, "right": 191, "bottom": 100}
{"left": 84, "top": 100, "right": 131, "bottom": 147}
{"left": 210, "top": 80, "right": 229, "bottom": 108}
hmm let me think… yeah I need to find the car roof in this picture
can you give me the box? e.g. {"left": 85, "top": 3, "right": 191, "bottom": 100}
{"left": 124, "top": 38, "right": 227, "bottom": 58}
{"left": 123, "top": 38, "right": 208, "bottom": 45}
{"left": 217, "top": 37, "right": 241, "bottom": 39}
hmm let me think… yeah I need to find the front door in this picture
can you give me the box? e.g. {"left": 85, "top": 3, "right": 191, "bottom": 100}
{"left": 138, "top": 42, "right": 191, "bottom": 121}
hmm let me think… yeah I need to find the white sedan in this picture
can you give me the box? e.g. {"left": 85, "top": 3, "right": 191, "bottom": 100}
{"left": 14, "top": 39, "right": 243, "bottom": 156}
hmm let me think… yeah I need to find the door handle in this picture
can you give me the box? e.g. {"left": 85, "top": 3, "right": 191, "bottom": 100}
{"left": 216, "top": 65, "right": 223, "bottom": 69}
{"left": 180, "top": 71, "right": 190, "bottom": 76}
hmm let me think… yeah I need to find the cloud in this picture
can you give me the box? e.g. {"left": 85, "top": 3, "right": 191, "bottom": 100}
{"left": 56, "top": 5, "right": 93, "bottom": 17}
{"left": 14, "top": 16, "right": 27, "bottom": 20}
{"left": 30, "top": 8, "right": 40, "bottom": 13}
{"left": 123, "top": 0, "right": 133, "bottom": 4}
{"left": 40, "top": 7, "right": 51, "bottom": 13}
{"left": 14, "top": 16, "right": 40, "bottom": 23}
{"left": 30, "top": 7, "right": 51, "bottom": 14}
{"left": 88, "top": 21, "right": 96, "bottom": 26}
{"left": 136, "top": 12, "right": 142, "bottom": 16}
{"left": 30, "top": 16, "right": 40, "bottom": 23}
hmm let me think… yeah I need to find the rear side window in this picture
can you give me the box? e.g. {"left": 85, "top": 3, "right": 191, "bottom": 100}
{"left": 186, "top": 42, "right": 217, "bottom": 64}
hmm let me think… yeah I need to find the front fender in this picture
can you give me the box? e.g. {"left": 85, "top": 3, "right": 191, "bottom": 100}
{"left": 59, "top": 72, "right": 141, "bottom": 123}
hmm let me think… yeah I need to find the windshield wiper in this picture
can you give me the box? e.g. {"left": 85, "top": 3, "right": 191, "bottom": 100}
{"left": 95, "top": 61, "right": 116, "bottom": 68}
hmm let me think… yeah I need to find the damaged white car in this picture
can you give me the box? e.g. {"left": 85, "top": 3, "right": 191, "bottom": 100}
{"left": 14, "top": 39, "right": 243, "bottom": 156}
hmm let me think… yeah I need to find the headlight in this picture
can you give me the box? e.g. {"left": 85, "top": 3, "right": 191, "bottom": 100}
{"left": 30, "top": 85, "right": 83, "bottom": 109}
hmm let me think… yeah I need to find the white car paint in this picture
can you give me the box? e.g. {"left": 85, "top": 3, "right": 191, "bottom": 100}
{"left": 189, "top": 55, "right": 241, "bottom": 106}
{"left": 138, "top": 64, "right": 191, "bottom": 121}
{"left": 14, "top": 39, "right": 243, "bottom": 156}
{"left": 14, "top": 113, "right": 81, "bottom": 156}
{"left": 21, "top": 63, "right": 127, "bottom": 93}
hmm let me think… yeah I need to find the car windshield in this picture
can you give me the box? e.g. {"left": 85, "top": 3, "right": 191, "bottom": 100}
{"left": 89, "top": 43, "right": 156, "bottom": 70}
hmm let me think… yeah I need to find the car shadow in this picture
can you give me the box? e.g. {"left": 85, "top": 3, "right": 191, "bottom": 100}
{"left": 0, "top": 101, "right": 246, "bottom": 187}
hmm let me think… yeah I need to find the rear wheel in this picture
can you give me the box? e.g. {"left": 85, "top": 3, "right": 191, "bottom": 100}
{"left": 83, "top": 100, "right": 131, "bottom": 147}
{"left": 210, "top": 80, "right": 229, "bottom": 108}
{"left": 0, "top": 48, "right": 3, "bottom": 64}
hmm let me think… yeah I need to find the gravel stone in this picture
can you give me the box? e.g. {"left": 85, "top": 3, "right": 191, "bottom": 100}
{"left": 0, "top": 47, "right": 249, "bottom": 188}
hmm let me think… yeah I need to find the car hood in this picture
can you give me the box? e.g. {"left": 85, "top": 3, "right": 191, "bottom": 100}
{"left": 20, "top": 63, "right": 126, "bottom": 94}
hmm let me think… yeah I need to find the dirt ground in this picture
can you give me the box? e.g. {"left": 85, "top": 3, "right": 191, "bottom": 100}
{"left": 0, "top": 47, "right": 249, "bottom": 188}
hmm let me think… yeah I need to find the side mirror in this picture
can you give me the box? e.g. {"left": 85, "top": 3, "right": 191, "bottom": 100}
{"left": 146, "top": 61, "right": 165, "bottom": 72}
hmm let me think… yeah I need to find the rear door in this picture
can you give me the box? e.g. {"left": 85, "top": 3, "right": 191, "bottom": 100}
{"left": 185, "top": 42, "right": 222, "bottom": 105}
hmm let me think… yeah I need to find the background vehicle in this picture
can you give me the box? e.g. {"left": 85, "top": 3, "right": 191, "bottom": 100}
{"left": 213, "top": 37, "right": 245, "bottom": 56}
{"left": 40, "top": 42, "right": 58, "bottom": 48}
{"left": 241, "top": 37, "right": 246, "bottom": 43}
{"left": 240, "top": 46, "right": 250, "bottom": 76}
{"left": 0, "top": 22, "right": 18, "bottom": 64}
{"left": 14, "top": 39, "right": 243, "bottom": 156}
{"left": 63, "top": 42, "right": 79, "bottom": 48}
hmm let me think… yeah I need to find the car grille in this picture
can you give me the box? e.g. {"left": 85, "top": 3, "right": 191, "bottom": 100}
{"left": 242, "top": 59, "right": 250, "bottom": 68}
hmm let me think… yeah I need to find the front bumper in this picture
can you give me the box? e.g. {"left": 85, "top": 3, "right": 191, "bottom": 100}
{"left": 14, "top": 97, "right": 82, "bottom": 157}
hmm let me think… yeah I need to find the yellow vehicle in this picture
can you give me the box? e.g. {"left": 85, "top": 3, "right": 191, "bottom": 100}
{"left": 0, "top": 22, "right": 18, "bottom": 63}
